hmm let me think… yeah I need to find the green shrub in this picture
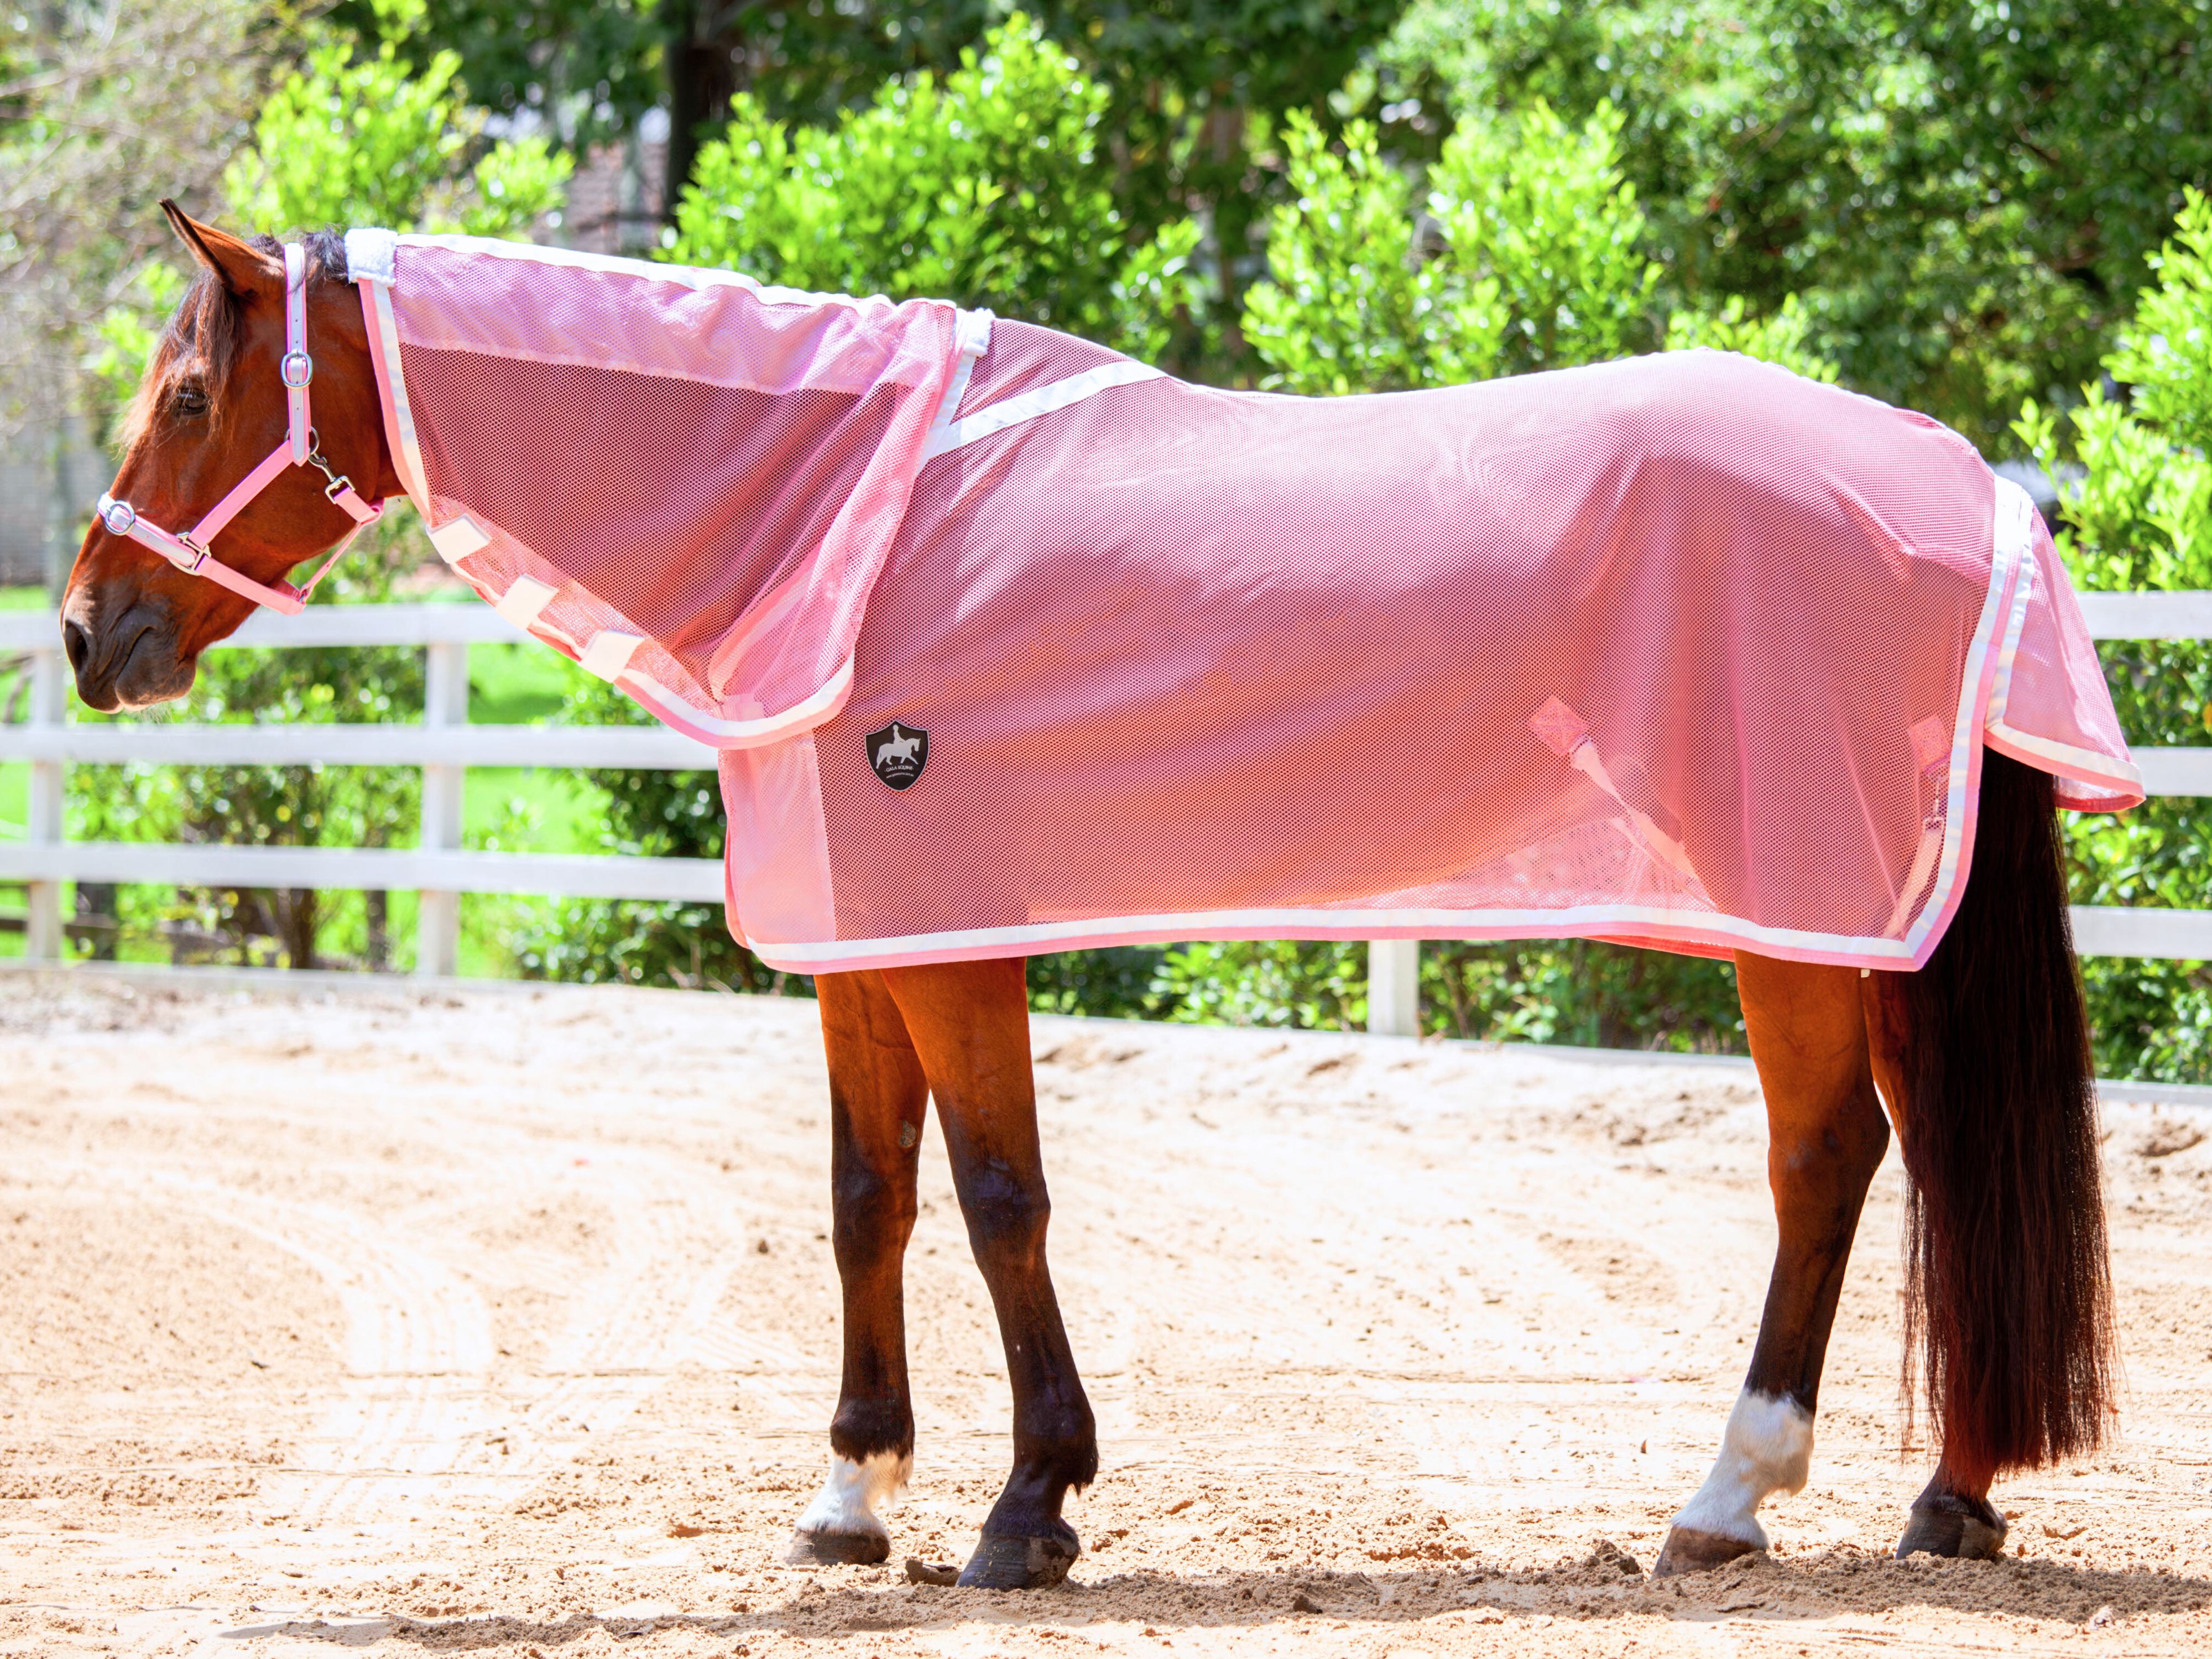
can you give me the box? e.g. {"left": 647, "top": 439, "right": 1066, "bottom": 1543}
{"left": 2017, "top": 190, "right": 2212, "bottom": 1081}
{"left": 1244, "top": 100, "right": 1661, "bottom": 393}
{"left": 668, "top": 14, "right": 1202, "bottom": 361}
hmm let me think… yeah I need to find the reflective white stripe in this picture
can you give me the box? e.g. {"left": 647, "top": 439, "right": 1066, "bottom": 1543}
{"left": 395, "top": 233, "right": 992, "bottom": 336}
{"left": 1986, "top": 719, "right": 2147, "bottom": 795}
{"left": 363, "top": 280, "right": 434, "bottom": 514}
{"left": 1984, "top": 543, "right": 2034, "bottom": 729}
{"left": 1893, "top": 490, "right": 2029, "bottom": 961}
{"left": 924, "top": 317, "right": 992, "bottom": 454}
{"left": 427, "top": 514, "right": 491, "bottom": 564}
{"left": 747, "top": 898, "right": 1939, "bottom": 972}
{"left": 494, "top": 574, "right": 560, "bottom": 630}
{"left": 621, "top": 655, "right": 854, "bottom": 750}
{"left": 1978, "top": 476, "right": 2144, "bottom": 799}
{"left": 284, "top": 243, "right": 310, "bottom": 463}
{"left": 921, "top": 361, "right": 1165, "bottom": 462}
{"left": 580, "top": 629, "right": 645, "bottom": 681}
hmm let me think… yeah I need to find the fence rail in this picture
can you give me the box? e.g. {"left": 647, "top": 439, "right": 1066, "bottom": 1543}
{"left": 5, "top": 597, "right": 2212, "bottom": 1024}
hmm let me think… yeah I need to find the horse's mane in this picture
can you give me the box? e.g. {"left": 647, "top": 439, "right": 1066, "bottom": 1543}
{"left": 121, "top": 227, "right": 348, "bottom": 451}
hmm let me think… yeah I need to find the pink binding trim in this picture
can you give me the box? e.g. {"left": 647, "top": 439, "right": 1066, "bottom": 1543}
{"left": 92, "top": 239, "right": 384, "bottom": 615}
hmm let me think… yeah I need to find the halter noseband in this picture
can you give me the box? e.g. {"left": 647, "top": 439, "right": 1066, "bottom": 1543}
{"left": 95, "top": 243, "right": 384, "bottom": 616}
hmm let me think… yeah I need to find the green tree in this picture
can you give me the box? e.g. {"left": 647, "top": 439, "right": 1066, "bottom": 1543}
{"left": 1240, "top": 112, "right": 1505, "bottom": 394}
{"left": 361, "top": 0, "right": 1411, "bottom": 377}
{"left": 1, "top": 0, "right": 276, "bottom": 449}
{"left": 1377, "top": 0, "right": 2212, "bottom": 448}
{"left": 224, "top": 42, "right": 570, "bottom": 238}
{"left": 1244, "top": 100, "right": 1677, "bottom": 393}
{"left": 669, "top": 15, "right": 1201, "bottom": 354}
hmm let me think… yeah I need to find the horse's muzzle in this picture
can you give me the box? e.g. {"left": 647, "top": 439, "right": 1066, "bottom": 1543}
{"left": 62, "top": 602, "right": 196, "bottom": 712}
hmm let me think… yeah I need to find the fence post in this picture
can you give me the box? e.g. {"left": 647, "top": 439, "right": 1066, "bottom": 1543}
{"left": 24, "top": 646, "right": 65, "bottom": 961}
{"left": 1368, "top": 938, "right": 1419, "bottom": 1037}
{"left": 416, "top": 639, "right": 468, "bottom": 978}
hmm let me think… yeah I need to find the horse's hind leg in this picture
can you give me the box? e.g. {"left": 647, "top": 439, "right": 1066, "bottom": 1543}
{"left": 1859, "top": 972, "right": 2010, "bottom": 1561}
{"left": 883, "top": 957, "right": 1097, "bottom": 1590}
{"left": 1655, "top": 952, "right": 1890, "bottom": 1575}
{"left": 789, "top": 968, "right": 930, "bottom": 1566}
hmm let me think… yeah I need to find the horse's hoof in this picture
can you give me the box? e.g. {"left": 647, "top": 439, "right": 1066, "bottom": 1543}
{"left": 956, "top": 1524, "right": 1078, "bottom": 1589}
{"left": 785, "top": 1526, "right": 890, "bottom": 1566}
{"left": 1652, "top": 1526, "right": 1762, "bottom": 1577}
{"left": 1895, "top": 1494, "right": 2007, "bottom": 1561}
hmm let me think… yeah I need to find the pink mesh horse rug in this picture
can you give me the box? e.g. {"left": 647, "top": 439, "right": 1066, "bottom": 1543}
{"left": 344, "top": 230, "right": 2140, "bottom": 974}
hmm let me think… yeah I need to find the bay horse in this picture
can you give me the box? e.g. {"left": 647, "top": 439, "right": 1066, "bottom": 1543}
{"left": 60, "top": 207, "right": 2117, "bottom": 1589}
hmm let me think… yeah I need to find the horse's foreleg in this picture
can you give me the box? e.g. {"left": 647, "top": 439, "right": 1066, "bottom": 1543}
{"left": 884, "top": 957, "right": 1097, "bottom": 1590}
{"left": 789, "top": 968, "right": 930, "bottom": 1566}
{"left": 1655, "top": 952, "right": 1890, "bottom": 1575}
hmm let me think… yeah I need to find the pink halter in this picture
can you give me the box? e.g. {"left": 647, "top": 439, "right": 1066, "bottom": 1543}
{"left": 95, "top": 243, "right": 383, "bottom": 615}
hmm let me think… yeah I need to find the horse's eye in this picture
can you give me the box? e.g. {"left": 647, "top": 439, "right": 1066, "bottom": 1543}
{"left": 173, "top": 385, "right": 209, "bottom": 419}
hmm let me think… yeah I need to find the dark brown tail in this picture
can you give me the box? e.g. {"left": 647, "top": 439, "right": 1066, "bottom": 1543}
{"left": 1890, "top": 748, "right": 2115, "bottom": 1482}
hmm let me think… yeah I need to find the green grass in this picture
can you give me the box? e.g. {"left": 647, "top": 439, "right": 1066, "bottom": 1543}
{"left": 465, "top": 641, "right": 606, "bottom": 857}
{"left": 466, "top": 766, "right": 604, "bottom": 854}
{"left": 471, "top": 640, "right": 585, "bottom": 724}
{"left": 0, "top": 586, "right": 47, "bottom": 612}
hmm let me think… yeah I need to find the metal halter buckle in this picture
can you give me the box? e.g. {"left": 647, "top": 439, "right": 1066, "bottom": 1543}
{"left": 304, "top": 437, "right": 353, "bottom": 503}
{"left": 99, "top": 498, "right": 137, "bottom": 537}
{"left": 280, "top": 349, "right": 314, "bottom": 389}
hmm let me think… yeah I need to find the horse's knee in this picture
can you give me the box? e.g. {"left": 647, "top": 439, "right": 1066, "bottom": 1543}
{"left": 959, "top": 1164, "right": 1050, "bottom": 1265}
{"left": 831, "top": 1160, "right": 916, "bottom": 1269}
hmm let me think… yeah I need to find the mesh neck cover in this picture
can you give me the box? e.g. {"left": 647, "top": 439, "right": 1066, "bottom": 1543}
{"left": 352, "top": 234, "right": 2138, "bottom": 975}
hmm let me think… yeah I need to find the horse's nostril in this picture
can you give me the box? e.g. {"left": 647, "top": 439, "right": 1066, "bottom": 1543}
{"left": 62, "top": 618, "right": 91, "bottom": 675}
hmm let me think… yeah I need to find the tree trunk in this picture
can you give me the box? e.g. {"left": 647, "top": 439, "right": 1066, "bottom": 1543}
{"left": 273, "top": 887, "right": 319, "bottom": 971}
{"left": 365, "top": 889, "right": 390, "bottom": 972}
{"left": 663, "top": 0, "right": 744, "bottom": 217}
{"left": 75, "top": 881, "right": 117, "bottom": 960}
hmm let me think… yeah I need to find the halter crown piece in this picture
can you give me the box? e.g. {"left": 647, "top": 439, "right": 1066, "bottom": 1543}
{"left": 94, "top": 242, "right": 384, "bottom": 615}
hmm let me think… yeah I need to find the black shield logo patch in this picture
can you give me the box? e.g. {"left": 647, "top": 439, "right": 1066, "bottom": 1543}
{"left": 866, "top": 722, "right": 928, "bottom": 791}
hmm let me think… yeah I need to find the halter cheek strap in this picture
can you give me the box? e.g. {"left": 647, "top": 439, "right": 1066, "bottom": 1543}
{"left": 94, "top": 240, "right": 384, "bottom": 617}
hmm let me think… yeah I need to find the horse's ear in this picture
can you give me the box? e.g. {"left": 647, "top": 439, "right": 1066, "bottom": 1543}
{"left": 159, "top": 199, "right": 282, "bottom": 296}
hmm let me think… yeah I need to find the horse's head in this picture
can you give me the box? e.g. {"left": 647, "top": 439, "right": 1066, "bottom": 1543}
{"left": 60, "top": 204, "right": 401, "bottom": 711}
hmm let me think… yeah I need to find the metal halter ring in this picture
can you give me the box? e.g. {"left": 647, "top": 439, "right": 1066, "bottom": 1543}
{"left": 99, "top": 499, "right": 137, "bottom": 536}
{"left": 280, "top": 349, "right": 314, "bottom": 389}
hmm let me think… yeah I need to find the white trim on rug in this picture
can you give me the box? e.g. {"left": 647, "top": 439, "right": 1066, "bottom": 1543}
{"left": 921, "top": 361, "right": 1166, "bottom": 461}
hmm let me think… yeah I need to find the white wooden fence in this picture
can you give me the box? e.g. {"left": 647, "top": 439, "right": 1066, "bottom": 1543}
{"left": 4, "top": 597, "right": 2211, "bottom": 1022}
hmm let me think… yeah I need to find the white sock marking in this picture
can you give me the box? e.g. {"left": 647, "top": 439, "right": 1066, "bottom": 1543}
{"left": 796, "top": 1451, "right": 910, "bottom": 1539}
{"left": 1668, "top": 1387, "right": 1814, "bottom": 1548}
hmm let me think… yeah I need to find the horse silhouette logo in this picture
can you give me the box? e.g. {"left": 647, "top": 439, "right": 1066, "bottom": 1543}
{"left": 866, "top": 722, "right": 928, "bottom": 791}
